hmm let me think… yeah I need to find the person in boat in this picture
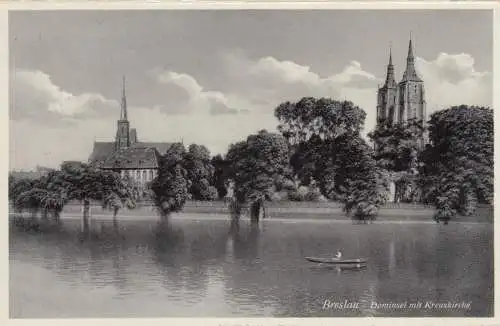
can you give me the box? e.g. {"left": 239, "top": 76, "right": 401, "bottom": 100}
{"left": 335, "top": 250, "right": 343, "bottom": 259}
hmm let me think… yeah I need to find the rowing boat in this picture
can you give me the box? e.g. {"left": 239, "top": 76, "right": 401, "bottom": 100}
{"left": 304, "top": 257, "right": 367, "bottom": 264}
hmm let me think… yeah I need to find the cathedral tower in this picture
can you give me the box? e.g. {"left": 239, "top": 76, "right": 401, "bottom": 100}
{"left": 397, "top": 38, "right": 426, "bottom": 126}
{"left": 375, "top": 37, "right": 427, "bottom": 150}
{"left": 115, "top": 76, "right": 130, "bottom": 150}
{"left": 376, "top": 46, "right": 398, "bottom": 125}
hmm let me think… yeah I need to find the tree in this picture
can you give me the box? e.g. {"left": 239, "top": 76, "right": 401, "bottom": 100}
{"left": 226, "top": 130, "right": 291, "bottom": 223}
{"left": 13, "top": 188, "right": 44, "bottom": 220}
{"left": 102, "top": 177, "right": 137, "bottom": 228}
{"left": 10, "top": 173, "right": 68, "bottom": 222}
{"left": 10, "top": 163, "right": 137, "bottom": 231}
{"left": 275, "top": 97, "right": 366, "bottom": 146}
{"left": 368, "top": 119, "right": 425, "bottom": 203}
{"left": 275, "top": 97, "right": 367, "bottom": 186}
{"left": 420, "top": 105, "right": 493, "bottom": 222}
{"left": 211, "top": 154, "right": 230, "bottom": 199}
{"left": 9, "top": 175, "right": 37, "bottom": 213}
{"left": 368, "top": 119, "right": 424, "bottom": 171}
{"left": 150, "top": 143, "right": 190, "bottom": 219}
{"left": 47, "top": 162, "right": 136, "bottom": 233}
{"left": 274, "top": 97, "right": 389, "bottom": 220}
{"left": 184, "top": 144, "right": 218, "bottom": 201}
{"left": 37, "top": 188, "right": 67, "bottom": 223}
{"left": 319, "top": 135, "right": 390, "bottom": 221}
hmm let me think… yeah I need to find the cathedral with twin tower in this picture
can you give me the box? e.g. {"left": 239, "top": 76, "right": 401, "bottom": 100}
{"left": 376, "top": 37, "right": 427, "bottom": 150}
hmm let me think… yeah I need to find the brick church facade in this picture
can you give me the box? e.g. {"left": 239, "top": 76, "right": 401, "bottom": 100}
{"left": 88, "top": 77, "right": 171, "bottom": 190}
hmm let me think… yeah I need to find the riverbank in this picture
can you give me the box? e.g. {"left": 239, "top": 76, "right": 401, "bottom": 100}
{"left": 10, "top": 200, "right": 493, "bottom": 223}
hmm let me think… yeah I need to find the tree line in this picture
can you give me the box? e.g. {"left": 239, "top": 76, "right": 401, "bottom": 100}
{"left": 9, "top": 97, "right": 493, "bottom": 226}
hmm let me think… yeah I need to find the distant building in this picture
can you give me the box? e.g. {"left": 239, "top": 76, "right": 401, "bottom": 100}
{"left": 35, "top": 165, "right": 55, "bottom": 177}
{"left": 10, "top": 170, "right": 39, "bottom": 180}
{"left": 10, "top": 165, "right": 55, "bottom": 180}
{"left": 88, "top": 77, "right": 172, "bottom": 190}
{"left": 376, "top": 37, "right": 427, "bottom": 152}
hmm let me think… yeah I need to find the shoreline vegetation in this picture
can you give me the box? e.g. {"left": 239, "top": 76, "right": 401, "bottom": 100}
{"left": 9, "top": 200, "right": 493, "bottom": 223}
{"left": 9, "top": 102, "right": 493, "bottom": 230}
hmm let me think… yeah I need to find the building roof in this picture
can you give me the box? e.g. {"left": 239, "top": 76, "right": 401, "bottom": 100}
{"left": 89, "top": 141, "right": 173, "bottom": 168}
{"left": 100, "top": 146, "right": 161, "bottom": 170}
{"left": 89, "top": 142, "right": 116, "bottom": 163}
{"left": 138, "top": 142, "right": 172, "bottom": 155}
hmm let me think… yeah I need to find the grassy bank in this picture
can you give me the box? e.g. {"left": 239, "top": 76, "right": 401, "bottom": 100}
{"left": 35, "top": 200, "right": 492, "bottom": 223}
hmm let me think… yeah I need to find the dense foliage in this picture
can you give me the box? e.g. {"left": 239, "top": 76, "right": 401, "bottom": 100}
{"left": 368, "top": 119, "right": 425, "bottom": 202}
{"left": 225, "top": 130, "right": 291, "bottom": 221}
{"left": 211, "top": 154, "right": 230, "bottom": 199}
{"left": 9, "top": 162, "right": 135, "bottom": 230}
{"left": 419, "top": 105, "right": 493, "bottom": 221}
{"left": 184, "top": 144, "right": 218, "bottom": 201}
{"left": 275, "top": 97, "right": 366, "bottom": 146}
{"left": 274, "top": 97, "right": 388, "bottom": 220}
{"left": 10, "top": 96, "right": 493, "bottom": 227}
{"left": 368, "top": 119, "right": 424, "bottom": 172}
{"left": 150, "top": 143, "right": 190, "bottom": 217}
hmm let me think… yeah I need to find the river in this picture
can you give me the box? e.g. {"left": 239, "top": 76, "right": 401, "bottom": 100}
{"left": 9, "top": 215, "right": 493, "bottom": 318}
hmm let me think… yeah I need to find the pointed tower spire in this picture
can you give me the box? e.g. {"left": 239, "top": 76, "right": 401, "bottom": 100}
{"left": 115, "top": 76, "right": 130, "bottom": 150}
{"left": 401, "top": 33, "right": 422, "bottom": 82}
{"left": 389, "top": 41, "right": 393, "bottom": 65}
{"left": 408, "top": 32, "right": 414, "bottom": 59}
{"left": 384, "top": 42, "right": 396, "bottom": 88}
{"left": 120, "top": 75, "right": 128, "bottom": 120}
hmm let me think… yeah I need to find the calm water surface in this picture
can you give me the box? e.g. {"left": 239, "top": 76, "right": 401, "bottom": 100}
{"left": 9, "top": 216, "right": 493, "bottom": 318}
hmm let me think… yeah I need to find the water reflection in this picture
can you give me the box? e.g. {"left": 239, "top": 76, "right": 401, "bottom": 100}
{"left": 9, "top": 218, "right": 493, "bottom": 318}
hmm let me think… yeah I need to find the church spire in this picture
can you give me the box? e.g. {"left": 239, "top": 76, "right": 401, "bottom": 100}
{"left": 120, "top": 75, "right": 128, "bottom": 121}
{"left": 383, "top": 42, "right": 396, "bottom": 88}
{"left": 389, "top": 42, "right": 393, "bottom": 65}
{"left": 407, "top": 35, "right": 414, "bottom": 59}
{"left": 401, "top": 34, "right": 422, "bottom": 82}
{"left": 116, "top": 76, "right": 130, "bottom": 150}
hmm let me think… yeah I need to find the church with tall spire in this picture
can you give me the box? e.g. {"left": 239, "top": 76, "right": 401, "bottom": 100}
{"left": 88, "top": 77, "right": 172, "bottom": 191}
{"left": 376, "top": 36, "right": 427, "bottom": 149}
{"left": 115, "top": 76, "right": 131, "bottom": 150}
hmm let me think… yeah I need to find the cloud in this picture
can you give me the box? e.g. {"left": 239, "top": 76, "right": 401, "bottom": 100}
{"left": 9, "top": 69, "right": 273, "bottom": 170}
{"left": 10, "top": 69, "right": 122, "bottom": 169}
{"left": 9, "top": 52, "right": 491, "bottom": 170}
{"left": 416, "top": 53, "right": 492, "bottom": 111}
{"left": 221, "top": 53, "right": 381, "bottom": 114}
{"left": 11, "top": 69, "right": 119, "bottom": 125}
{"left": 329, "top": 60, "right": 381, "bottom": 89}
{"left": 155, "top": 70, "right": 244, "bottom": 116}
{"left": 220, "top": 53, "right": 382, "bottom": 137}
{"left": 219, "top": 52, "right": 491, "bottom": 137}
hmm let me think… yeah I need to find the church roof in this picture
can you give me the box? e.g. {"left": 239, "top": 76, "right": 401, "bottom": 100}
{"left": 88, "top": 77, "right": 174, "bottom": 169}
{"left": 89, "top": 141, "right": 172, "bottom": 169}
{"left": 88, "top": 142, "right": 115, "bottom": 163}
{"left": 138, "top": 142, "right": 172, "bottom": 155}
{"left": 100, "top": 146, "right": 161, "bottom": 170}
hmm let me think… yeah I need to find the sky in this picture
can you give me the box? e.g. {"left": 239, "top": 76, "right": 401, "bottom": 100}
{"left": 9, "top": 9, "right": 493, "bottom": 170}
